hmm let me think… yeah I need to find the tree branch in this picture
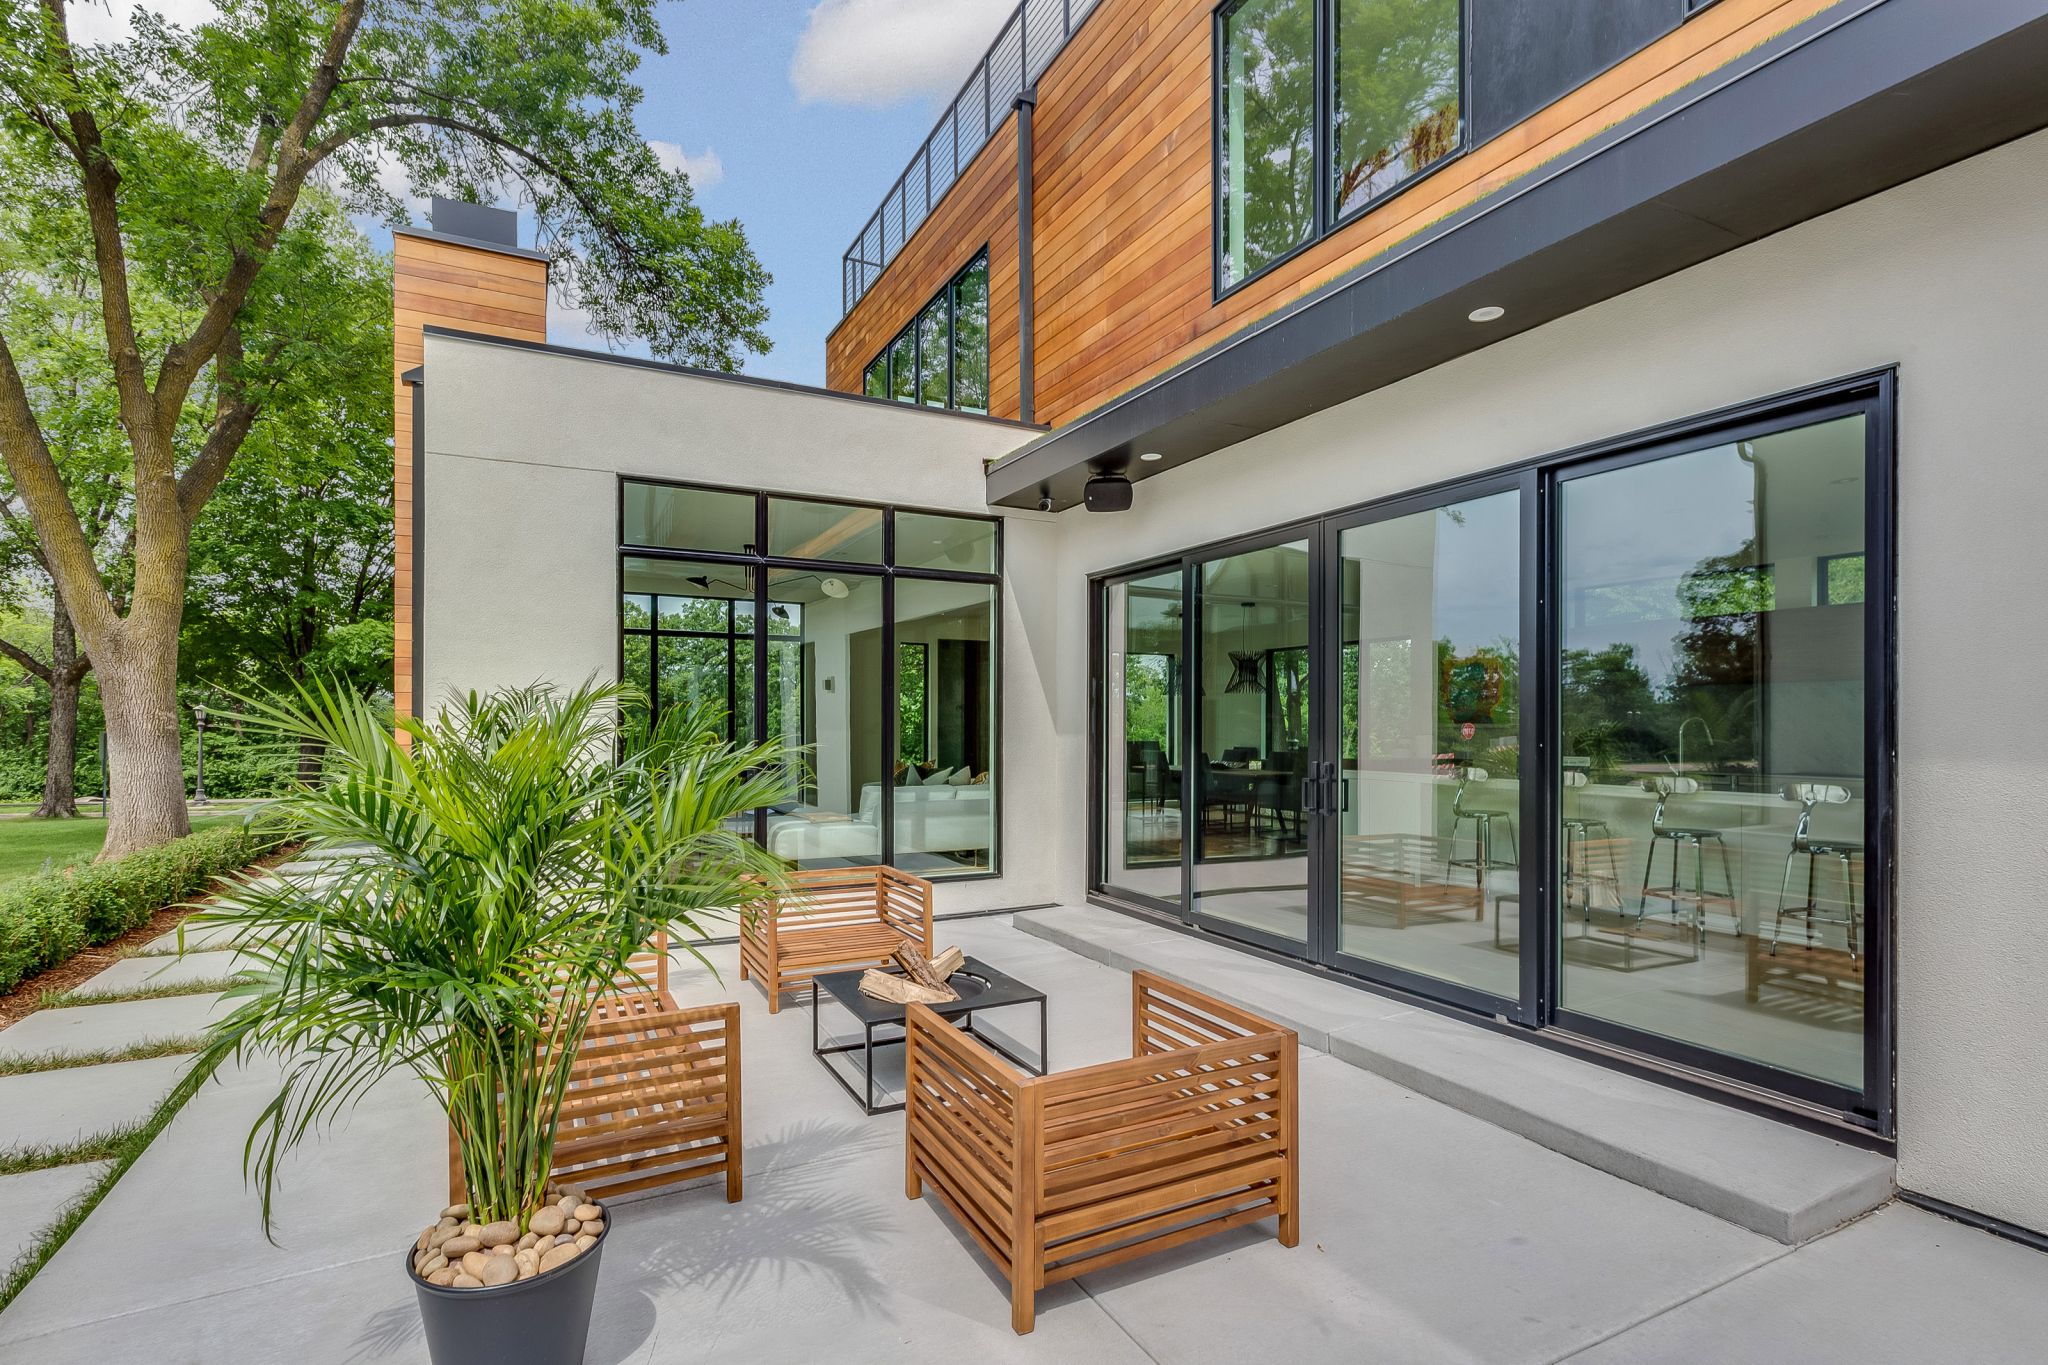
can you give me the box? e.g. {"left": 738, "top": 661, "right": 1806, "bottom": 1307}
{"left": 0, "top": 333, "right": 118, "bottom": 640}
{"left": 0, "top": 637, "right": 54, "bottom": 686}
{"left": 153, "top": 0, "right": 367, "bottom": 426}
{"left": 37, "top": 0, "right": 158, "bottom": 463}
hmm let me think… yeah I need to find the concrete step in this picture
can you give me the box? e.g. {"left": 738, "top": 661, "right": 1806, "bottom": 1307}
{"left": 1013, "top": 903, "right": 1894, "bottom": 1243}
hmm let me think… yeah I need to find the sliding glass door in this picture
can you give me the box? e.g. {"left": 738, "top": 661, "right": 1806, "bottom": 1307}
{"left": 1091, "top": 375, "right": 1892, "bottom": 1127}
{"left": 1327, "top": 483, "right": 1524, "bottom": 1007}
{"left": 1189, "top": 532, "right": 1320, "bottom": 951}
{"left": 1552, "top": 406, "right": 1879, "bottom": 1102}
{"left": 1101, "top": 568, "right": 1187, "bottom": 908}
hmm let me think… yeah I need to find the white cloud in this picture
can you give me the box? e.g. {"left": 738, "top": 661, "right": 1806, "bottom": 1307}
{"left": 790, "top": 0, "right": 1019, "bottom": 109}
{"left": 65, "top": 0, "right": 217, "bottom": 46}
{"left": 648, "top": 140, "right": 725, "bottom": 192}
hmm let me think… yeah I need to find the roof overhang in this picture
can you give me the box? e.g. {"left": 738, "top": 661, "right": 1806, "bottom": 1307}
{"left": 988, "top": 0, "right": 2048, "bottom": 511}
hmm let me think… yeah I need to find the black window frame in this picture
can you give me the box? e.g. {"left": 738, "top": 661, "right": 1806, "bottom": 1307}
{"left": 1211, "top": 0, "right": 1472, "bottom": 301}
{"left": 619, "top": 477, "right": 1005, "bottom": 882}
{"left": 1085, "top": 369, "right": 1897, "bottom": 1135}
{"left": 865, "top": 249, "right": 992, "bottom": 414}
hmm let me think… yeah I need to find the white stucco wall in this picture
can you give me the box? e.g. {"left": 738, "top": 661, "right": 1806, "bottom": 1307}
{"left": 1049, "top": 127, "right": 2048, "bottom": 1231}
{"left": 416, "top": 343, "right": 1057, "bottom": 913}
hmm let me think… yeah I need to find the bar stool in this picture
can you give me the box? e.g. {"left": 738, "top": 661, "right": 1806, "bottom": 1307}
{"left": 1447, "top": 767, "right": 1516, "bottom": 884}
{"left": 1561, "top": 771, "right": 1622, "bottom": 917}
{"left": 1772, "top": 782, "right": 1861, "bottom": 957}
{"left": 1639, "top": 776, "right": 1735, "bottom": 940}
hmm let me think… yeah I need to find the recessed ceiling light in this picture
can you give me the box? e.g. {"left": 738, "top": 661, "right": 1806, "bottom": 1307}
{"left": 1468, "top": 305, "right": 1506, "bottom": 323}
{"left": 1139, "top": 451, "right": 1164, "bottom": 462}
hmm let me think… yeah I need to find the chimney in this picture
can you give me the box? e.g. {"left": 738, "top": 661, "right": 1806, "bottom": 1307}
{"left": 392, "top": 199, "right": 549, "bottom": 724}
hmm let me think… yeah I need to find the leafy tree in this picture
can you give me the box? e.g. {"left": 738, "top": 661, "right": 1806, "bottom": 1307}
{"left": 0, "top": 0, "right": 769, "bottom": 856}
{"left": 181, "top": 225, "right": 392, "bottom": 783}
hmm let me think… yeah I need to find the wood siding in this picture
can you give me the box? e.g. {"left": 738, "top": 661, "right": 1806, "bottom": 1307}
{"left": 826, "top": 0, "right": 1844, "bottom": 430}
{"left": 826, "top": 119, "right": 1021, "bottom": 416}
{"left": 393, "top": 232, "right": 548, "bottom": 721}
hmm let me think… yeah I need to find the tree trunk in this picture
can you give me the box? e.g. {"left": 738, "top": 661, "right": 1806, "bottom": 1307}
{"left": 296, "top": 734, "right": 325, "bottom": 786}
{"left": 95, "top": 643, "right": 191, "bottom": 858}
{"left": 34, "top": 607, "right": 81, "bottom": 818}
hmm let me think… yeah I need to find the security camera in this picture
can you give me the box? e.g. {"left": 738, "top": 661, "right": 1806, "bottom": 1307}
{"left": 1037, "top": 494, "right": 1055, "bottom": 512}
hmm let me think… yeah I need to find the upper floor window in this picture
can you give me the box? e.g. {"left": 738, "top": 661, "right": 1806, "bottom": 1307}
{"left": 864, "top": 251, "right": 990, "bottom": 414}
{"left": 1219, "top": 0, "right": 1463, "bottom": 293}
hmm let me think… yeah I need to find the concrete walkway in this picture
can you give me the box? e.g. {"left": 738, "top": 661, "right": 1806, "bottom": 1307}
{"left": 0, "top": 910, "right": 2043, "bottom": 1363}
{"left": 0, "top": 856, "right": 336, "bottom": 1292}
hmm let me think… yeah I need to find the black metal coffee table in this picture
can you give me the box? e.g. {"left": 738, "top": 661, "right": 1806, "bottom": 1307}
{"left": 810, "top": 956, "right": 1047, "bottom": 1115}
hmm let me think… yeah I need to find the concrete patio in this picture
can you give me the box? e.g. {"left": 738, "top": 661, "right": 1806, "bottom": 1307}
{"left": 2, "top": 908, "right": 2045, "bottom": 1364}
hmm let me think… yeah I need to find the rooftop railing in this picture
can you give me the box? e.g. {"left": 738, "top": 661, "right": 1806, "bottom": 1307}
{"left": 839, "top": 0, "right": 1100, "bottom": 319}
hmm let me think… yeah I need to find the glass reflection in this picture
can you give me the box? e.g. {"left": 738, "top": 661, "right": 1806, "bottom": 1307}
{"left": 1103, "top": 570, "right": 1185, "bottom": 905}
{"left": 1192, "top": 541, "right": 1312, "bottom": 943}
{"left": 759, "top": 569, "right": 884, "bottom": 868}
{"left": 893, "top": 580, "right": 996, "bottom": 874}
{"left": 1557, "top": 414, "right": 1867, "bottom": 1087}
{"left": 1336, "top": 491, "right": 1520, "bottom": 999}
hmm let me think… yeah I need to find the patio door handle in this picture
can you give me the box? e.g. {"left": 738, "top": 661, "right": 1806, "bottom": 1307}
{"left": 1303, "top": 762, "right": 1338, "bottom": 817}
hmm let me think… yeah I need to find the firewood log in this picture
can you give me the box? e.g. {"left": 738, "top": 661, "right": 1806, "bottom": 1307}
{"left": 858, "top": 969, "right": 954, "bottom": 1005}
{"left": 892, "top": 942, "right": 952, "bottom": 993}
{"left": 930, "top": 946, "right": 965, "bottom": 979}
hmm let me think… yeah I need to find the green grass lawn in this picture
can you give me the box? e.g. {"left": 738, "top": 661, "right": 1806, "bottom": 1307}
{"left": 0, "top": 813, "right": 245, "bottom": 884}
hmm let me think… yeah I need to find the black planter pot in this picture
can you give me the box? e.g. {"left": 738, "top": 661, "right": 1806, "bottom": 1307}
{"left": 408, "top": 1201, "right": 611, "bottom": 1365}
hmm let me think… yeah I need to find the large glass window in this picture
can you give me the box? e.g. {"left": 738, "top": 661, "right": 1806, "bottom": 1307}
{"left": 1219, "top": 0, "right": 1316, "bottom": 290}
{"left": 1217, "top": 0, "right": 1464, "bottom": 292}
{"left": 1556, "top": 413, "right": 1869, "bottom": 1089}
{"left": 865, "top": 251, "right": 991, "bottom": 413}
{"left": 621, "top": 558, "right": 756, "bottom": 742}
{"left": 1331, "top": 0, "right": 1463, "bottom": 221}
{"left": 622, "top": 481, "right": 1002, "bottom": 880}
{"left": 894, "top": 580, "right": 996, "bottom": 875}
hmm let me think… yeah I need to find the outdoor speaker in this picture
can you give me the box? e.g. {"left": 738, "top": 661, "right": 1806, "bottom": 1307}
{"left": 1084, "top": 474, "right": 1133, "bottom": 513}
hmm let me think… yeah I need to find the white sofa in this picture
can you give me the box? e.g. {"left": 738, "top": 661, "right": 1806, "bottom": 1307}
{"left": 765, "top": 781, "right": 992, "bottom": 863}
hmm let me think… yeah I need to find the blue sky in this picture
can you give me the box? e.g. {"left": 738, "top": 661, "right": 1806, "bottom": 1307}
{"left": 426, "top": 0, "right": 1017, "bottom": 387}
{"left": 622, "top": 0, "right": 945, "bottom": 386}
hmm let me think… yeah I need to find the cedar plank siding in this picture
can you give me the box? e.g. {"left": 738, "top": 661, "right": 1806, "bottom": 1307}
{"left": 393, "top": 232, "right": 548, "bottom": 722}
{"left": 825, "top": 0, "right": 1844, "bottom": 430}
{"left": 825, "top": 119, "right": 1021, "bottom": 417}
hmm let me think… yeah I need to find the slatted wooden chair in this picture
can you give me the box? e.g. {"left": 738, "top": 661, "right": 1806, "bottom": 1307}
{"left": 904, "top": 970, "right": 1298, "bottom": 1334}
{"left": 739, "top": 865, "right": 934, "bottom": 1013}
{"left": 448, "top": 935, "right": 743, "bottom": 1205}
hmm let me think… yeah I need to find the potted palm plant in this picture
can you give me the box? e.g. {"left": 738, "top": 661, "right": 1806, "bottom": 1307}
{"left": 188, "top": 680, "right": 794, "bottom": 1365}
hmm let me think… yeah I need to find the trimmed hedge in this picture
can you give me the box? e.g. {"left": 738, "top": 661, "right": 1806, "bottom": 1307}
{"left": 0, "top": 821, "right": 287, "bottom": 996}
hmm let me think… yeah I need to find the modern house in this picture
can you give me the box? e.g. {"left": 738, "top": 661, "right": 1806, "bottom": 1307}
{"left": 395, "top": 0, "right": 2048, "bottom": 1253}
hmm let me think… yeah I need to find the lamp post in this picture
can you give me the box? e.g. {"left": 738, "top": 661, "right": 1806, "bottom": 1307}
{"left": 191, "top": 703, "right": 210, "bottom": 807}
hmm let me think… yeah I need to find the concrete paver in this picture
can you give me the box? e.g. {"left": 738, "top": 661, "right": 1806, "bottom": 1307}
{"left": 0, "top": 1055, "right": 192, "bottom": 1150}
{"left": 0, "top": 1163, "right": 110, "bottom": 1273}
{"left": 0, "top": 995, "right": 224, "bottom": 1060}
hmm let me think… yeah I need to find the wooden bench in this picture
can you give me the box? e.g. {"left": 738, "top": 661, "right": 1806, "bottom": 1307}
{"left": 904, "top": 971, "right": 1298, "bottom": 1334}
{"left": 739, "top": 865, "right": 933, "bottom": 1014}
{"left": 449, "top": 937, "right": 743, "bottom": 1205}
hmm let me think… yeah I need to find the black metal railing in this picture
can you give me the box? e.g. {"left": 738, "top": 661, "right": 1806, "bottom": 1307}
{"left": 840, "top": 0, "right": 1098, "bottom": 318}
